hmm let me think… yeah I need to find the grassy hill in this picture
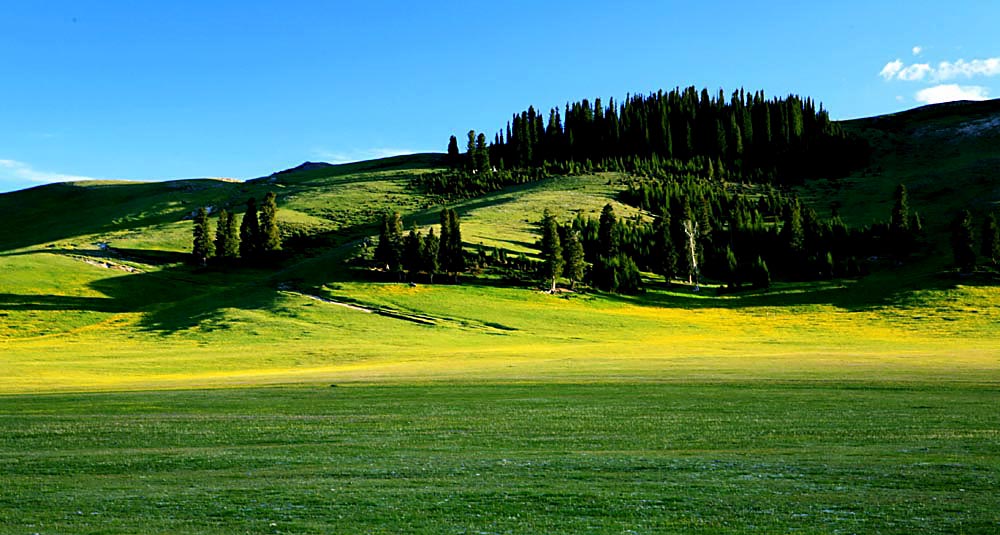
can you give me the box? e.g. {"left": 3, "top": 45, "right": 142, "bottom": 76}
{"left": 1, "top": 101, "right": 999, "bottom": 393}
{"left": 2, "top": 101, "right": 999, "bottom": 534}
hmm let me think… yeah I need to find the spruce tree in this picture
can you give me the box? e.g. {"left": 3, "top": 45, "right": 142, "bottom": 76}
{"left": 563, "top": 229, "right": 586, "bottom": 290}
{"left": 598, "top": 203, "right": 619, "bottom": 257}
{"left": 258, "top": 191, "right": 281, "bottom": 254}
{"left": 653, "top": 209, "right": 678, "bottom": 280}
{"left": 239, "top": 198, "right": 260, "bottom": 261}
{"left": 375, "top": 211, "right": 404, "bottom": 274}
{"left": 448, "top": 208, "right": 465, "bottom": 275}
{"left": 447, "top": 135, "right": 460, "bottom": 168}
{"left": 192, "top": 207, "right": 213, "bottom": 266}
{"left": 951, "top": 210, "right": 976, "bottom": 273}
{"left": 223, "top": 210, "right": 240, "bottom": 259}
{"left": 214, "top": 209, "right": 230, "bottom": 260}
{"left": 421, "top": 228, "right": 440, "bottom": 283}
{"left": 403, "top": 225, "right": 423, "bottom": 279}
{"left": 540, "top": 210, "right": 564, "bottom": 292}
{"left": 437, "top": 209, "right": 453, "bottom": 275}
{"left": 890, "top": 184, "right": 910, "bottom": 234}
{"left": 981, "top": 211, "right": 1000, "bottom": 266}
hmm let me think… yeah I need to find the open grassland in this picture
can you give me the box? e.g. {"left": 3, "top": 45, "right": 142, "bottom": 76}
{"left": 1, "top": 383, "right": 998, "bottom": 534}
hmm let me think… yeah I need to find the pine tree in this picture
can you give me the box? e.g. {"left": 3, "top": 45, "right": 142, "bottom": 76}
{"left": 724, "top": 246, "right": 739, "bottom": 288}
{"left": 258, "top": 191, "right": 281, "bottom": 254}
{"left": 475, "top": 133, "right": 490, "bottom": 173}
{"left": 890, "top": 184, "right": 910, "bottom": 234}
{"left": 192, "top": 207, "right": 213, "bottom": 266}
{"left": 653, "top": 209, "right": 678, "bottom": 280}
{"left": 374, "top": 211, "right": 404, "bottom": 277}
{"left": 223, "top": 210, "right": 240, "bottom": 259}
{"left": 448, "top": 209, "right": 465, "bottom": 275}
{"left": 563, "top": 229, "right": 586, "bottom": 290}
{"left": 751, "top": 256, "right": 771, "bottom": 289}
{"left": 437, "top": 209, "right": 453, "bottom": 275}
{"left": 239, "top": 198, "right": 260, "bottom": 261}
{"left": 951, "top": 210, "right": 976, "bottom": 273}
{"left": 214, "top": 209, "right": 230, "bottom": 260}
{"left": 421, "top": 228, "right": 440, "bottom": 283}
{"left": 598, "top": 203, "right": 619, "bottom": 257}
{"left": 540, "top": 210, "right": 564, "bottom": 292}
{"left": 447, "top": 135, "right": 460, "bottom": 168}
{"left": 403, "top": 225, "right": 423, "bottom": 279}
{"left": 466, "top": 130, "right": 477, "bottom": 172}
{"left": 981, "top": 211, "right": 1000, "bottom": 266}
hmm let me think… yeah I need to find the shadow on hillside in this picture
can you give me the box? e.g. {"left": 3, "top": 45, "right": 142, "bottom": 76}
{"left": 0, "top": 248, "right": 284, "bottom": 335}
{"left": 597, "top": 270, "right": 999, "bottom": 313}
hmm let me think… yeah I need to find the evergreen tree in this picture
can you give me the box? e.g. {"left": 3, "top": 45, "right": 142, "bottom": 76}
{"left": 214, "top": 209, "right": 230, "bottom": 260}
{"left": 191, "top": 207, "right": 213, "bottom": 266}
{"left": 447, "top": 135, "right": 460, "bottom": 168}
{"left": 421, "top": 228, "right": 440, "bottom": 283}
{"left": 403, "top": 225, "right": 423, "bottom": 279}
{"left": 258, "top": 191, "right": 281, "bottom": 254}
{"left": 223, "top": 210, "right": 240, "bottom": 259}
{"left": 951, "top": 210, "right": 976, "bottom": 273}
{"left": 724, "top": 246, "right": 739, "bottom": 288}
{"left": 448, "top": 208, "right": 465, "bottom": 275}
{"left": 539, "top": 210, "right": 564, "bottom": 292}
{"left": 437, "top": 208, "right": 453, "bottom": 274}
{"left": 239, "top": 198, "right": 260, "bottom": 261}
{"left": 652, "top": 209, "right": 678, "bottom": 280}
{"left": 598, "top": 203, "right": 619, "bottom": 257}
{"left": 890, "top": 184, "right": 910, "bottom": 234}
{"left": 751, "top": 256, "right": 771, "bottom": 289}
{"left": 981, "top": 211, "right": 1000, "bottom": 266}
{"left": 474, "top": 133, "right": 490, "bottom": 173}
{"left": 563, "top": 229, "right": 586, "bottom": 290}
{"left": 375, "top": 211, "right": 404, "bottom": 274}
{"left": 466, "top": 130, "right": 477, "bottom": 171}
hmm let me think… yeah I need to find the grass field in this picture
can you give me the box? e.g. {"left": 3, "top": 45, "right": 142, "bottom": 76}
{"left": 2, "top": 383, "right": 998, "bottom": 534}
{"left": 1, "top": 102, "right": 999, "bottom": 532}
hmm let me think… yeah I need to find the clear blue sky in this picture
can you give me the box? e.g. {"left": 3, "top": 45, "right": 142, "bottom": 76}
{"left": 1, "top": 0, "right": 997, "bottom": 193}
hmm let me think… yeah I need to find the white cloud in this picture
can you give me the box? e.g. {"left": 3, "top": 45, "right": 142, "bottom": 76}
{"left": 880, "top": 56, "right": 1000, "bottom": 82}
{"left": 0, "top": 159, "right": 101, "bottom": 190}
{"left": 914, "top": 84, "right": 990, "bottom": 104}
{"left": 879, "top": 59, "right": 904, "bottom": 81}
{"left": 912, "top": 46, "right": 923, "bottom": 56}
{"left": 311, "top": 147, "right": 426, "bottom": 165}
{"left": 935, "top": 58, "right": 1000, "bottom": 81}
{"left": 898, "top": 63, "right": 932, "bottom": 81}
{"left": 895, "top": 95, "right": 905, "bottom": 103}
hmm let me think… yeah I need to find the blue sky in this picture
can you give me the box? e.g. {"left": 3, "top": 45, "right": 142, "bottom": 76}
{"left": 1, "top": 0, "right": 997, "bottom": 193}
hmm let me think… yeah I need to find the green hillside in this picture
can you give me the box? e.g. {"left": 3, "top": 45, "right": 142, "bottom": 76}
{"left": 2, "top": 100, "right": 999, "bottom": 535}
{"left": 1, "top": 100, "right": 998, "bottom": 393}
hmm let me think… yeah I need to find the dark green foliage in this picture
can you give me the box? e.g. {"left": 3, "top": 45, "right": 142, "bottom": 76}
{"left": 890, "top": 184, "right": 910, "bottom": 234}
{"left": 258, "top": 191, "right": 281, "bottom": 254}
{"left": 191, "top": 207, "right": 213, "bottom": 266}
{"left": 598, "top": 204, "right": 618, "bottom": 257}
{"left": 446, "top": 135, "right": 460, "bottom": 168}
{"left": 981, "top": 212, "right": 999, "bottom": 266}
{"left": 652, "top": 209, "right": 678, "bottom": 281}
{"left": 724, "top": 246, "right": 739, "bottom": 288}
{"left": 539, "top": 210, "right": 564, "bottom": 292}
{"left": 951, "top": 210, "right": 976, "bottom": 273}
{"left": 437, "top": 209, "right": 465, "bottom": 277}
{"left": 590, "top": 254, "right": 641, "bottom": 294}
{"left": 751, "top": 257, "right": 771, "bottom": 289}
{"left": 239, "top": 198, "right": 260, "bottom": 260}
{"left": 421, "top": 228, "right": 440, "bottom": 282}
{"left": 563, "top": 229, "right": 586, "bottom": 290}
{"left": 403, "top": 225, "right": 423, "bottom": 279}
{"left": 375, "top": 211, "right": 404, "bottom": 273}
{"left": 214, "top": 209, "right": 231, "bottom": 260}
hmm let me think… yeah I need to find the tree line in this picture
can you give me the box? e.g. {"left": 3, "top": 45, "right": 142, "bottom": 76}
{"left": 192, "top": 192, "right": 281, "bottom": 266}
{"left": 422, "top": 86, "right": 869, "bottom": 198}
{"left": 951, "top": 208, "right": 1000, "bottom": 274}
{"left": 372, "top": 208, "right": 465, "bottom": 282}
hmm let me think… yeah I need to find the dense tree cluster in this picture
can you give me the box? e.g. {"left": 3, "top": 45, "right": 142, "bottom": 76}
{"left": 374, "top": 208, "right": 464, "bottom": 282}
{"left": 191, "top": 192, "right": 281, "bottom": 266}
{"left": 420, "top": 87, "right": 869, "bottom": 198}
{"left": 533, "top": 179, "right": 929, "bottom": 294}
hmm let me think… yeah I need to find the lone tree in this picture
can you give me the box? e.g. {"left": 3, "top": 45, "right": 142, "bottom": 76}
{"left": 539, "top": 209, "right": 564, "bottom": 292}
{"left": 258, "top": 191, "right": 281, "bottom": 254}
{"left": 191, "top": 207, "right": 213, "bottom": 266}
{"left": 239, "top": 198, "right": 260, "bottom": 261}
{"left": 951, "top": 210, "right": 976, "bottom": 273}
{"left": 446, "top": 135, "right": 460, "bottom": 168}
{"left": 981, "top": 211, "right": 999, "bottom": 266}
